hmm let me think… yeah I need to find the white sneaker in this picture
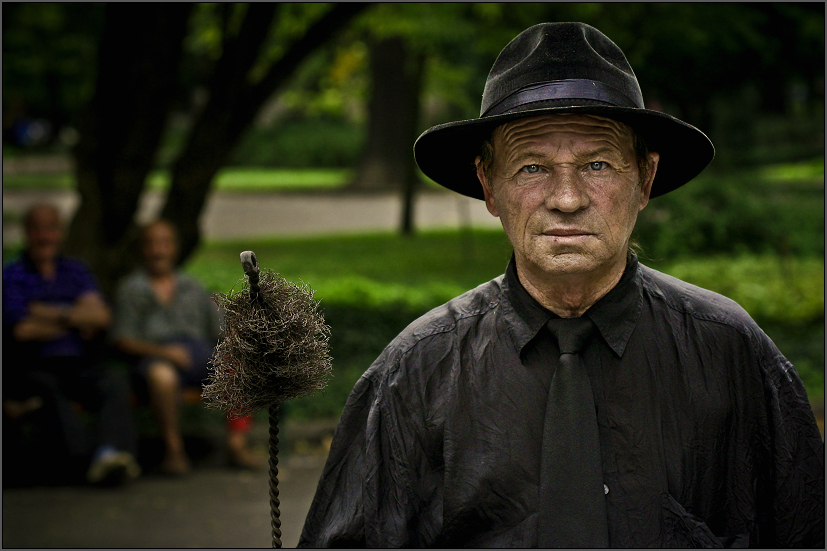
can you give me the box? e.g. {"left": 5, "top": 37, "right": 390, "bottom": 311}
{"left": 86, "top": 450, "right": 141, "bottom": 486}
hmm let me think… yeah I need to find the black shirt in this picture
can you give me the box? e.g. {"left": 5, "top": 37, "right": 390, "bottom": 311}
{"left": 299, "top": 253, "right": 824, "bottom": 547}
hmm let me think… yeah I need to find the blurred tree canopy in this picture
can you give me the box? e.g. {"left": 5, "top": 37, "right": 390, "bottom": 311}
{"left": 3, "top": 2, "right": 367, "bottom": 293}
{"left": 3, "top": 3, "right": 823, "bottom": 290}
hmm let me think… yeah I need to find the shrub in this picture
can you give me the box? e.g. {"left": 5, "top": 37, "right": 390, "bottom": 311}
{"left": 230, "top": 118, "right": 364, "bottom": 168}
{"left": 634, "top": 159, "right": 824, "bottom": 259}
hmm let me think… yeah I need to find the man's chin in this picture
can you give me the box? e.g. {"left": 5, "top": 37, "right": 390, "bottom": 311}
{"left": 530, "top": 250, "right": 601, "bottom": 276}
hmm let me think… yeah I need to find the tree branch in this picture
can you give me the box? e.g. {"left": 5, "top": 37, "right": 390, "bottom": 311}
{"left": 213, "top": 3, "right": 278, "bottom": 91}
{"left": 248, "top": 2, "right": 369, "bottom": 108}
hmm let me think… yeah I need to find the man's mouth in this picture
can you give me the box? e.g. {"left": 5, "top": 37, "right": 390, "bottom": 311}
{"left": 543, "top": 228, "right": 591, "bottom": 237}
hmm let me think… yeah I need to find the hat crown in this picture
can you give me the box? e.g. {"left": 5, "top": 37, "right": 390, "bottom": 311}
{"left": 480, "top": 22, "right": 644, "bottom": 117}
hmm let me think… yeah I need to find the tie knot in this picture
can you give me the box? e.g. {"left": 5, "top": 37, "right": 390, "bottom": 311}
{"left": 546, "top": 317, "right": 594, "bottom": 354}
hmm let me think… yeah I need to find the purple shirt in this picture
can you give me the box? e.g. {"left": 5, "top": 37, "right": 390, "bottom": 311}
{"left": 3, "top": 253, "right": 101, "bottom": 358}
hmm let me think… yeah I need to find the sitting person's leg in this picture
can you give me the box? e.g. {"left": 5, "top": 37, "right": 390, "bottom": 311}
{"left": 25, "top": 360, "right": 92, "bottom": 461}
{"left": 74, "top": 363, "right": 140, "bottom": 484}
{"left": 143, "top": 358, "right": 190, "bottom": 475}
{"left": 179, "top": 339, "right": 263, "bottom": 470}
{"left": 4, "top": 361, "right": 86, "bottom": 483}
{"left": 226, "top": 413, "right": 263, "bottom": 469}
{"left": 143, "top": 338, "right": 213, "bottom": 475}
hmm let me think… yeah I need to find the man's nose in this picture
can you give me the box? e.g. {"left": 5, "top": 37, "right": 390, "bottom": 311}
{"left": 544, "top": 169, "right": 589, "bottom": 213}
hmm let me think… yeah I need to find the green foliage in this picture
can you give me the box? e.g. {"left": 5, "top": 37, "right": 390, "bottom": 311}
{"left": 230, "top": 118, "right": 364, "bottom": 167}
{"left": 758, "top": 156, "right": 825, "bottom": 182}
{"left": 655, "top": 255, "right": 824, "bottom": 326}
{"left": 271, "top": 37, "right": 368, "bottom": 122}
{"left": 2, "top": 3, "right": 103, "bottom": 123}
{"left": 634, "top": 158, "right": 825, "bottom": 259}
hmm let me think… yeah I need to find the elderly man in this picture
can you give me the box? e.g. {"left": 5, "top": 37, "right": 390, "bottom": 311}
{"left": 299, "top": 23, "right": 823, "bottom": 547}
{"left": 3, "top": 204, "right": 140, "bottom": 486}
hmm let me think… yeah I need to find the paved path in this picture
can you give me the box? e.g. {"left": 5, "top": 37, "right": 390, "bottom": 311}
{"left": 3, "top": 455, "right": 325, "bottom": 548}
{"left": 3, "top": 419, "right": 335, "bottom": 549}
{"left": 3, "top": 188, "right": 501, "bottom": 245}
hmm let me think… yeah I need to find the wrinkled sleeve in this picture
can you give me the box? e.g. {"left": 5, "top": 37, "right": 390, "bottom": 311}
{"left": 757, "top": 334, "right": 824, "bottom": 548}
{"left": 298, "top": 355, "right": 422, "bottom": 547}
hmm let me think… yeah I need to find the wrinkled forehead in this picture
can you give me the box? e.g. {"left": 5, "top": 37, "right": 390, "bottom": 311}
{"left": 490, "top": 113, "right": 636, "bottom": 158}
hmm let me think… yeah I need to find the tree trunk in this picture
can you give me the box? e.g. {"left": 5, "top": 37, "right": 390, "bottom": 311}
{"left": 349, "top": 36, "right": 425, "bottom": 235}
{"left": 162, "top": 3, "right": 369, "bottom": 263}
{"left": 399, "top": 49, "right": 425, "bottom": 236}
{"left": 65, "top": 4, "right": 192, "bottom": 295}
{"left": 351, "top": 36, "right": 424, "bottom": 193}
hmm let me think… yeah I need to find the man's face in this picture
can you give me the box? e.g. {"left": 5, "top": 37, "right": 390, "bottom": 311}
{"left": 141, "top": 222, "right": 178, "bottom": 277}
{"left": 477, "top": 113, "right": 658, "bottom": 282}
{"left": 25, "top": 206, "right": 63, "bottom": 265}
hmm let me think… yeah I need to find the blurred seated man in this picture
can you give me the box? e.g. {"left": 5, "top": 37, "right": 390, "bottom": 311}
{"left": 111, "top": 219, "right": 261, "bottom": 475}
{"left": 2, "top": 204, "right": 140, "bottom": 486}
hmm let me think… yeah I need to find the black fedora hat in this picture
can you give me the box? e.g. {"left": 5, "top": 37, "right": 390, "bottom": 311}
{"left": 414, "top": 22, "right": 714, "bottom": 199}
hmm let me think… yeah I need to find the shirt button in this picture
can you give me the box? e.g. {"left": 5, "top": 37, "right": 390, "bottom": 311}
{"left": 604, "top": 484, "right": 609, "bottom": 495}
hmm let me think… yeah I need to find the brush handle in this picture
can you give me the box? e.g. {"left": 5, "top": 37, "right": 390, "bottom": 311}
{"left": 269, "top": 404, "right": 282, "bottom": 548}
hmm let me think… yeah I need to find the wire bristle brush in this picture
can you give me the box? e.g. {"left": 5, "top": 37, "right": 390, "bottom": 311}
{"left": 202, "top": 251, "right": 332, "bottom": 547}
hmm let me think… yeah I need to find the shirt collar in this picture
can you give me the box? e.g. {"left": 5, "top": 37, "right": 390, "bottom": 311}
{"left": 502, "top": 250, "right": 643, "bottom": 358}
{"left": 21, "top": 251, "right": 66, "bottom": 274}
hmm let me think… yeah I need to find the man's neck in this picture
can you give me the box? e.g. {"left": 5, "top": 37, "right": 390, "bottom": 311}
{"left": 148, "top": 270, "right": 175, "bottom": 283}
{"left": 516, "top": 253, "right": 628, "bottom": 318}
{"left": 27, "top": 253, "right": 57, "bottom": 281}
{"left": 148, "top": 271, "right": 177, "bottom": 305}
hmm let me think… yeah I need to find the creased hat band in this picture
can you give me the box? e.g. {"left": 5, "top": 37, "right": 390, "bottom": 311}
{"left": 482, "top": 79, "right": 640, "bottom": 117}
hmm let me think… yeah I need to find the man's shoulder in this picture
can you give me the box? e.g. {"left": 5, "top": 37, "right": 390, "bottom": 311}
{"left": 638, "top": 263, "right": 755, "bottom": 329}
{"left": 375, "top": 275, "right": 505, "bottom": 368}
{"left": 2, "top": 257, "right": 27, "bottom": 277}
{"left": 408, "top": 275, "right": 503, "bottom": 335}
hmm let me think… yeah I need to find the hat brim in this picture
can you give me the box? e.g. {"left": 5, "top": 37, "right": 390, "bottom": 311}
{"left": 414, "top": 105, "right": 714, "bottom": 199}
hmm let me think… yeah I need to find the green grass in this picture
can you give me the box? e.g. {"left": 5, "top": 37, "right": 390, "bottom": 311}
{"left": 1, "top": 171, "right": 75, "bottom": 190}
{"left": 758, "top": 156, "right": 825, "bottom": 186}
{"left": 2, "top": 167, "right": 353, "bottom": 192}
{"left": 188, "top": 229, "right": 515, "bottom": 305}
{"left": 156, "top": 168, "right": 353, "bottom": 192}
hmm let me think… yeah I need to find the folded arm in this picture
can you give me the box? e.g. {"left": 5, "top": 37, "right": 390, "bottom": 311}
{"left": 12, "top": 290, "right": 111, "bottom": 342}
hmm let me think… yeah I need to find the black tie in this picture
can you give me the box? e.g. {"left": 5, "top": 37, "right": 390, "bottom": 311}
{"left": 538, "top": 317, "right": 609, "bottom": 548}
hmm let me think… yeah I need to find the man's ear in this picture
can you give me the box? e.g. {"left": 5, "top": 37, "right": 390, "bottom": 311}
{"left": 476, "top": 156, "right": 499, "bottom": 217}
{"left": 638, "top": 151, "right": 659, "bottom": 211}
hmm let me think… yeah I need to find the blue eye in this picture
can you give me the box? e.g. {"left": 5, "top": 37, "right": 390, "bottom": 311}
{"left": 588, "top": 161, "right": 608, "bottom": 171}
{"left": 521, "top": 164, "right": 541, "bottom": 174}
